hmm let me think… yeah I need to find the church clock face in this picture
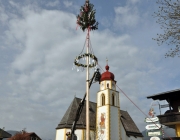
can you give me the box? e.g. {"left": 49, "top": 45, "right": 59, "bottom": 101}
{"left": 101, "top": 83, "right": 104, "bottom": 88}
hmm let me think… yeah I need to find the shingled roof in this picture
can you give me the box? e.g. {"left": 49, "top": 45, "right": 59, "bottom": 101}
{"left": 120, "top": 110, "right": 143, "bottom": 137}
{"left": 0, "top": 129, "right": 11, "bottom": 139}
{"left": 56, "top": 97, "right": 96, "bottom": 130}
{"left": 56, "top": 97, "right": 143, "bottom": 137}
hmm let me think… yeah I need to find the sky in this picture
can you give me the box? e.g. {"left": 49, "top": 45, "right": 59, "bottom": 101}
{"left": 0, "top": 0, "right": 179, "bottom": 139}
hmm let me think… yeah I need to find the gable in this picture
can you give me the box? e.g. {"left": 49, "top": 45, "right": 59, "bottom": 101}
{"left": 0, "top": 129, "right": 11, "bottom": 138}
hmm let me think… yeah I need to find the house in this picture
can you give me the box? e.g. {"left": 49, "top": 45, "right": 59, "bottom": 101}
{"left": 147, "top": 89, "right": 180, "bottom": 140}
{"left": 0, "top": 129, "right": 11, "bottom": 140}
{"left": 8, "top": 131, "right": 41, "bottom": 140}
{"left": 55, "top": 65, "right": 143, "bottom": 140}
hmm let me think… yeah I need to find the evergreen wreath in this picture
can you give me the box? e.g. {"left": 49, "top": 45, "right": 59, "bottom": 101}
{"left": 74, "top": 53, "right": 98, "bottom": 68}
{"left": 77, "top": 0, "right": 98, "bottom": 31}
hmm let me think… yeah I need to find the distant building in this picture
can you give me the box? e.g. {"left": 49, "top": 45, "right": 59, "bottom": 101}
{"left": 55, "top": 65, "right": 143, "bottom": 140}
{"left": 7, "top": 131, "right": 41, "bottom": 140}
{"left": 0, "top": 129, "right": 11, "bottom": 140}
{"left": 147, "top": 89, "right": 180, "bottom": 140}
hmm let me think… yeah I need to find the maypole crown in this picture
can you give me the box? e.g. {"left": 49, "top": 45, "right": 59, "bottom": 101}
{"left": 76, "top": 0, "right": 98, "bottom": 31}
{"left": 73, "top": 0, "right": 98, "bottom": 70}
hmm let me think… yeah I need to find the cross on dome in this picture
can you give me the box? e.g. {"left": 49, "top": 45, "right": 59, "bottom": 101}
{"left": 105, "top": 58, "right": 109, "bottom": 71}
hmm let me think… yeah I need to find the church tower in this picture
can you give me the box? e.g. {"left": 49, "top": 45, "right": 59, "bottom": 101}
{"left": 96, "top": 65, "right": 121, "bottom": 140}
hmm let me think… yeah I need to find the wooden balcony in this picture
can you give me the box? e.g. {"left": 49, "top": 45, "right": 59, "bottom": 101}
{"left": 157, "top": 112, "right": 180, "bottom": 125}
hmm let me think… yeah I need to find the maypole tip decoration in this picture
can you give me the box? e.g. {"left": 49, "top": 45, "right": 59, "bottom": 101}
{"left": 77, "top": 0, "right": 98, "bottom": 31}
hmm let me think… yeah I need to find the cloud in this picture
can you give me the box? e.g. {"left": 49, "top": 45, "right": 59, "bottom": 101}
{"left": 113, "top": 0, "right": 142, "bottom": 30}
{"left": 63, "top": 1, "right": 73, "bottom": 8}
{"left": 46, "top": 0, "right": 60, "bottom": 7}
{"left": 128, "top": 0, "right": 141, "bottom": 4}
{"left": 114, "top": 5, "right": 140, "bottom": 29}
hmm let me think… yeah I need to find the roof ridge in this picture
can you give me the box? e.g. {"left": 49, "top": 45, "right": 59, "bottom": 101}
{"left": 79, "top": 99, "right": 86, "bottom": 125}
{"left": 59, "top": 97, "right": 76, "bottom": 125}
{"left": 0, "top": 129, "right": 12, "bottom": 138}
{"left": 66, "top": 97, "right": 77, "bottom": 124}
{"left": 74, "top": 98, "right": 84, "bottom": 125}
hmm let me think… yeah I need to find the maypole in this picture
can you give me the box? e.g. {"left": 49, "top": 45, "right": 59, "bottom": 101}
{"left": 86, "top": 27, "right": 90, "bottom": 140}
{"left": 74, "top": 0, "right": 98, "bottom": 139}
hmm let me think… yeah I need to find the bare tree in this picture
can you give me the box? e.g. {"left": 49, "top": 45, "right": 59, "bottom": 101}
{"left": 153, "top": 0, "right": 180, "bottom": 57}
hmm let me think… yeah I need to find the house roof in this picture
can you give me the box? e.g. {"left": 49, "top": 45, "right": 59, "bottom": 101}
{"left": 7, "top": 132, "right": 41, "bottom": 140}
{"left": 56, "top": 97, "right": 143, "bottom": 137}
{"left": 147, "top": 88, "right": 180, "bottom": 101}
{"left": 0, "top": 129, "right": 11, "bottom": 138}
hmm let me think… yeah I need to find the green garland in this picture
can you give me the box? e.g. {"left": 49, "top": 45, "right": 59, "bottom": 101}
{"left": 74, "top": 53, "right": 98, "bottom": 68}
{"left": 77, "top": 1, "right": 98, "bottom": 31}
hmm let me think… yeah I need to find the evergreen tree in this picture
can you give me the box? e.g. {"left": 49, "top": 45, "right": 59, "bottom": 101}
{"left": 77, "top": 1, "right": 98, "bottom": 31}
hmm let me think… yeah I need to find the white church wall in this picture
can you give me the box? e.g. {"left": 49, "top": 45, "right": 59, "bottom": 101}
{"left": 56, "top": 128, "right": 96, "bottom": 140}
{"left": 74, "top": 129, "right": 83, "bottom": 140}
{"left": 109, "top": 90, "right": 119, "bottom": 107}
{"left": 105, "top": 81, "right": 111, "bottom": 89}
{"left": 97, "top": 91, "right": 109, "bottom": 107}
{"left": 120, "top": 121, "right": 128, "bottom": 140}
{"left": 100, "top": 81, "right": 105, "bottom": 91}
{"left": 110, "top": 107, "right": 120, "bottom": 140}
{"left": 55, "top": 129, "right": 66, "bottom": 140}
{"left": 97, "top": 106, "right": 108, "bottom": 140}
{"left": 56, "top": 129, "right": 83, "bottom": 140}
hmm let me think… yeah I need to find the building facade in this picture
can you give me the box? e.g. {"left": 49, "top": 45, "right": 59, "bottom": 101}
{"left": 147, "top": 89, "right": 180, "bottom": 140}
{"left": 56, "top": 65, "right": 143, "bottom": 140}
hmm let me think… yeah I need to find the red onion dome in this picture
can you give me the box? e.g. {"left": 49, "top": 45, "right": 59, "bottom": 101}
{"left": 100, "top": 65, "right": 115, "bottom": 82}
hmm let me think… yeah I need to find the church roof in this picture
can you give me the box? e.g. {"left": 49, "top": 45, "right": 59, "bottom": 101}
{"left": 120, "top": 110, "right": 143, "bottom": 137}
{"left": 56, "top": 97, "right": 143, "bottom": 137}
{"left": 56, "top": 97, "right": 96, "bottom": 130}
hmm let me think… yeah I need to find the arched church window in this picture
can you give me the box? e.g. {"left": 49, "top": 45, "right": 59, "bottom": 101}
{"left": 101, "top": 94, "right": 105, "bottom": 106}
{"left": 112, "top": 94, "right": 115, "bottom": 106}
{"left": 107, "top": 83, "right": 109, "bottom": 88}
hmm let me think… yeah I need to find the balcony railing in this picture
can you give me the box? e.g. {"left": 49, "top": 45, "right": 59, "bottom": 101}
{"left": 157, "top": 112, "right": 180, "bottom": 125}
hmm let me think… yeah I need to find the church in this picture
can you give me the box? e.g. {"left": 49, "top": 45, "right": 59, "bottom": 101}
{"left": 55, "top": 65, "right": 143, "bottom": 140}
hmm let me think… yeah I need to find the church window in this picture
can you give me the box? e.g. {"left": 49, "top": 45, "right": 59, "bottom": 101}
{"left": 101, "top": 94, "right": 105, "bottom": 106}
{"left": 112, "top": 94, "right": 115, "bottom": 106}
{"left": 107, "top": 83, "right": 109, "bottom": 88}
